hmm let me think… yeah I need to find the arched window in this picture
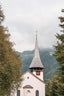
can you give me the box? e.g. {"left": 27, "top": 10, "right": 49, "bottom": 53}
{"left": 17, "top": 90, "right": 20, "bottom": 96}
{"left": 36, "top": 90, "right": 39, "bottom": 96}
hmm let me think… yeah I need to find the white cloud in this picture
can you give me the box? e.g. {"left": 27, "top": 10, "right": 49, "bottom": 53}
{"left": 0, "top": 0, "right": 64, "bottom": 52}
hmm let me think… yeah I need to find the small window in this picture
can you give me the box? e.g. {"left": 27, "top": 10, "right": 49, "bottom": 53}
{"left": 27, "top": 90, "right": 31, "bottom": 93}
{"left": 36, "top": 71, "right": 40, "bottom": 75}
{"left": 17, "top": 90, "right": 20, "bottom": 96}
{"left": 36, "top": 90, "right": 39, "bottom": 96}
{"left": 27, "top": 77, "right": 29, "bottom": 79}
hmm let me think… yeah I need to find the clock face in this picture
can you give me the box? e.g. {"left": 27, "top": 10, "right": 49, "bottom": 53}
{"left": 36, "top": 71, "right": 40, "bottom": 75}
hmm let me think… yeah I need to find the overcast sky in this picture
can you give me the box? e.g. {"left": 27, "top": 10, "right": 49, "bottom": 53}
{"left": 0, "top": 0, "right": 64, "bottom": 52}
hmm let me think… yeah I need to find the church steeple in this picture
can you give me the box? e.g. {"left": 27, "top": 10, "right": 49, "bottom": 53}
{"left": 29, "top": 32, "right": 44, "bottom": 80}
{"left": 29, "top": 31, "right": 44, "bottom": 69}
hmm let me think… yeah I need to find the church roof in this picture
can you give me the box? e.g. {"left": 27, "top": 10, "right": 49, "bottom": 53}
{"left": 22, "top": 71, "right": 45, "bottom": 84}
{"left": 29, "top": 33, "right": 44, "bottom": 69}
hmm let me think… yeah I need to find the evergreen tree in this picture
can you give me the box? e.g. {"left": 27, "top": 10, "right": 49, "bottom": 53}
{"left": 53, "top": 9, "right": 64, "bottom": 96}
{"left": 0, "top": 6, "right": 22, "bottom": 96}
{"left": 46, "top": 74, "right": 57, "bottom": 96}
{"left": 46, "top": 9, "right": 64, "bottom": 96}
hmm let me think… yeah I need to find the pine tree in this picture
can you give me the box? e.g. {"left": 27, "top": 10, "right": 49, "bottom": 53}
{"left": 53, "top": 9, "right": 64, "bottom": 96}
{"left": 46, "top": 74, "right": 58, "bottom": 96}
{"left": 46, "top": 9, "right": 64, "bottom": 96}
{"left": 0, "top": 6, "right": 22, "bottom": 96}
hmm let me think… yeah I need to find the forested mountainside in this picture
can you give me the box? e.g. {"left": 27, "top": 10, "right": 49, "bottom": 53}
{"left": 17, "top": 48, "right": 58, "bottom": 82}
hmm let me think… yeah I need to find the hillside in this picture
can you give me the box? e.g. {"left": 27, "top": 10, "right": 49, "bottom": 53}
{"left": 17, "top": 48, "right": 58, "bottom": 82}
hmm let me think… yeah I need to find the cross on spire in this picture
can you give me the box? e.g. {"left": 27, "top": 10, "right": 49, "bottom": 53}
{"left": 36, "top": 30, "right": 38, "bottom": 40}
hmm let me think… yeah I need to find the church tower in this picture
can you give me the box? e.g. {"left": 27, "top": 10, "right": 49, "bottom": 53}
{"left": 12, "top": 32, "right": 45, "bottom": 96}
{"left": 29, "top": 33, "right": 44, "bottom": 81}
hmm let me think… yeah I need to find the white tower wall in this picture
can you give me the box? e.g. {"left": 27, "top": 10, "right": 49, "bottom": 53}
{"left": 32, "top": 71, "right": 43, "bottom": 80}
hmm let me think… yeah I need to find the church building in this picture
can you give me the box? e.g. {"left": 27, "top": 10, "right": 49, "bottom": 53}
{"left": 13, "top": 34, "right": 45, "bottom": 96}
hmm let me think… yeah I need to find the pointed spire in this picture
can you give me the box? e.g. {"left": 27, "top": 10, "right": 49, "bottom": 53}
{"left": 29, "top": 31, "right": 44, "bottom": 69}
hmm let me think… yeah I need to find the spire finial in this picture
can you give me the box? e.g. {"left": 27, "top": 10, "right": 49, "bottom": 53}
{"left": 36, "top": 30, "right": 38, "bottom": 40}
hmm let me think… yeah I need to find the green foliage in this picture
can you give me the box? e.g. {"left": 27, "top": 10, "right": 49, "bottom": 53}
{"left": 0, "top": 6, "right": 22, "bottom": 96}
{"left": 54, "top": 9, "right": 64, "bottom": 83}
{"left": 46, "top": 9, "right": 64, "bottom": 96}
{"left": 54, "top": 77, "right": 64, "bottom": 96}
{"left": 46, "top": 74, "right": 58, "bottom": 96}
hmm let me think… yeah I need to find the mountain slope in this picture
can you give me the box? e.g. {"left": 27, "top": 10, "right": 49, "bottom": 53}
{"left": 17, "top": 48, "right": 58, "bottom": 82}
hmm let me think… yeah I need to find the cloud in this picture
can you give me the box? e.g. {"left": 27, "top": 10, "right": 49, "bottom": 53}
{"left": 0, "top": 0, "right": 64, "bottom": 51}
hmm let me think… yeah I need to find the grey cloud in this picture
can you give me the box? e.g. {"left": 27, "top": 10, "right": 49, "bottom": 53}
{"left": 0, "top": 0, "right": 64, "bottom": 51}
